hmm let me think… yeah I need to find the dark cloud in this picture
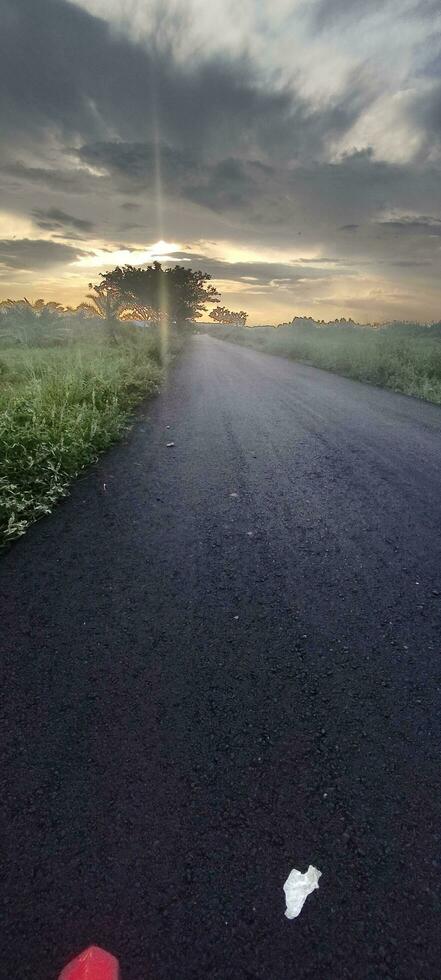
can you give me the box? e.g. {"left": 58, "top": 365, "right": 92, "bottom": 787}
{"left": 411, "top": 80, "right": 441, "bottom": 145}
{"left": 74, "top": 139, "right": 413, "bottom": 232}
{"left": 392, "top": 260, "right": 431, "bottom": 267}
{"left": 0, "top": 0, "right": 142, "bottom": 145}
{"left": 0, "top": 239, "right": 87, "bottom": 271}
{"left": 297, "top": 257, "right": 344, "bottom": 264}
{"left": 0, "top": 0, "right": 440, "bottom": 319}
{"left": 183, "top": 159, "right": 265, "bottom": 212}
{"left": 0, "top": 0, "right": 375, "bottom": 173}
{"left": 167, "top": 251, "right": 346, "bottom": 285}
{"left": 118, "top": 223, "right": 145, "bottom": 232}
{"left": 313, "top": 0, "right": 388, "bottom": 28}
{"left": 31, "top": 208, "right": 94, "bottom": 232}
{"left": 312, "top": 0, "right": 437, "bottom": 30}
{"left": 77, "top": 140, "right": 197, "bottom": 185}
{"left": 0, "top": 162, "right": 91, "bottom": 194}
{"left": 52, "top": 232, "right": 89, "bottom": 242}
{"left": 377, "top": 216, "right": 441, "bottom": 236}
{"left": 76, "top": 143, "right": 277, "bottom": 214}
{"left": 0, "top": 0, "right": 431, "bottom": 234}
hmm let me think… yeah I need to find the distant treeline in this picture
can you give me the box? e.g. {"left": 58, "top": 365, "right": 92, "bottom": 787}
{"left": 276, "top": 316, "right": 441, "bottom": 336}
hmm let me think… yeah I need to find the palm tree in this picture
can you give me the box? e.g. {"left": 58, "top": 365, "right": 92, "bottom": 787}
{"left": 85, "top": 284, "right": 127, "bottom": 342}
{"left": 0, "top": 298, "right": 67, "bottom": 344}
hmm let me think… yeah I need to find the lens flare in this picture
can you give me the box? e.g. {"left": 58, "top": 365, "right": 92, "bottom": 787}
{"left": 150, "top": 74, "right": 170, "bottom": 363}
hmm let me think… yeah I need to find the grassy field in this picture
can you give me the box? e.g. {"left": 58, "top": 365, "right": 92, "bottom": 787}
{"left": 206, "top": 319, "right": 441, "bottom": 405}
{"left": 0, "top": 324, "right": 173, "bottom": 547}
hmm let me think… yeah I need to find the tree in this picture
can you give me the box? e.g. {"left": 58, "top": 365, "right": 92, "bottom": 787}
{"left": 0, "top": 298, "right": 65, "bottom": 323}
{"left": 64, "top": 303, "right": 99, "bottom": 320}
{"left": 94, "top": 262, "right": 220, "bottom": 325}
{"left": 209, "top": 306, "right": 248, "bottom": 326}
{"left": 85, "top": 283, "right": 127, "bottom": 341}
{"left": 0, "top": 298, "right": 67, "bottom": 344}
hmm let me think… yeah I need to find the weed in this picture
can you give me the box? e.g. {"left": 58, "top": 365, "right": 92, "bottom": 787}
{"left": 0, "top": 334, "right": 166, "bottom": 546}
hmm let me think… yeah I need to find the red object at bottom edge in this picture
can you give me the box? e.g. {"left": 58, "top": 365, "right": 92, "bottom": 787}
{"left": 59, "top": 946, "right": 120, "bottom": 980}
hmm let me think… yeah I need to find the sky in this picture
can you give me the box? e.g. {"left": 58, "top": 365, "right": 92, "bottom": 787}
{"left": 1, "top": 0, "right": 441, "bottom": 324}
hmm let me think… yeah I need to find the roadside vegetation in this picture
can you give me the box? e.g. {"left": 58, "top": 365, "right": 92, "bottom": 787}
{"left": 206, "top": 317, "right": 441, "bottom": 405}
{"left": 0, "top": 262, "right": 219, "bottom": 547}
{"left": 0, "top": 325, "right": 165, "bottom": 546}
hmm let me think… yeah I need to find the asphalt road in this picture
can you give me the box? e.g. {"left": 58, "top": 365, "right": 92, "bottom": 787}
{"left": 1, "top": 335, "right": 441, "bottom": 980}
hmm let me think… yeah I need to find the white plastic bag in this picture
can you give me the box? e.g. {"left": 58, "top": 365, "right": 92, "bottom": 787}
{"left": 283, "top": 865, "right": 322, "bottom": 919}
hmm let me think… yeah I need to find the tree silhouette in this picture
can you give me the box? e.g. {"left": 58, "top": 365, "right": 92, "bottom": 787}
{"left": 0, "top": 298, "right": 67, "bottom": 344}
{"left": 95, "top": 262, "right": 220, "bottom": 325}
{"left": 85, "top": 283, "right": 127, "bottom": 341}
{"left": 209, "top": 306, "right": 248, "bottom": 326}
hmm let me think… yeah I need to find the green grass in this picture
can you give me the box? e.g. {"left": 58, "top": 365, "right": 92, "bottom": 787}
{"left": 0, "top": 329, "right": 169, "bottom": 546}
{"left": 206, "top": 319, "right": 441, "bottom": 405}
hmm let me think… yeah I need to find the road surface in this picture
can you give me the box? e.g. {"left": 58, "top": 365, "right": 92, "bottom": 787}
{"left": 1, "top": 335, "right": 441, "bottom": 980}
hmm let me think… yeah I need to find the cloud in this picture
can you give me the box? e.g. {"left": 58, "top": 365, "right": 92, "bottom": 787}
{"left": 312, "top": 0, "right": 388, "bottom": 28}
{"left": 185, "top": 158, "right": 272, "bottom": 212}
{"left": 168, "top": 251, "right": 348, "bottom": 286}
{"left": 77, "top": 140, "right": 197, "bottom": 185}
{"left": 0, "top": 162, "right": 92, "bottom": 194}
{"left": 0, "top": 0, "right": 378, "bottom": 170}
{"left": 392, "top": 260, "right": 431, "bottom": 267}
{"left": 0, "top": 239, "right": 88, "bottom": 272}
{"left": 376, "top": 215, "right": 441, "bottom": 236}
{"left": 79, "top": 144, "right": 274, "bottom": 213}
{"left": 0, "top": 0, "right": 140, "bottom": 146}
{"left": 31, "top": 208, "right": 94, "bottom": 232}
{"left": 0, "top": 0, "right": 441, "bottom": 320}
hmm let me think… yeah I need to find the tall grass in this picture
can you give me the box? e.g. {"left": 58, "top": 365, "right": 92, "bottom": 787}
{"left": 206, "top": 319, "right": 441, "bottom": 405}
{"left": 0, "top": 330, "right": 166, "bottom": 546}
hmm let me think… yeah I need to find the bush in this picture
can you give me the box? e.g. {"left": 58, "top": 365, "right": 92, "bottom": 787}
{"left": 0, "top": 337, "right": 163, "bottom": 546}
